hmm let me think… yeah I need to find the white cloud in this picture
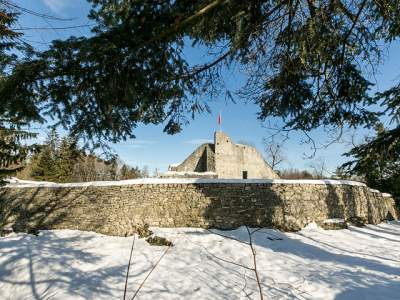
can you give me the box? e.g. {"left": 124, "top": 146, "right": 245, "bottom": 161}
{"left": 42, "top": 0, "right": 69, "bottom": 14}
{"left": 184, "top": 139, "right": 213, "bottom": 145}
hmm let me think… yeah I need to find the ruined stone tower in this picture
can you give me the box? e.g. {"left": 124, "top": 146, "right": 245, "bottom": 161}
{"left": 166, "top": 132, "right": 279, "bottom": 179}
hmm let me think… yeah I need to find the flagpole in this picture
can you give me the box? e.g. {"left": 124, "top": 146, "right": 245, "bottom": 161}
{"left": 219, "top": 110, "right": 222, "bottom": 132}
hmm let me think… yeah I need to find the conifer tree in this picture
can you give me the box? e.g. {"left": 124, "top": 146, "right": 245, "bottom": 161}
{"left": 29, "top": 130, "right": 60, "bottom": 181}
{"left": 0, "top": 0, "right": 399, "bottom": 151}
{"left": 119, "top": 164, "right": 130, "bottom": 180}
{"left": 0, "top": 5, "right": 37, "bottom": 183}
{"left": 0, "top": 128, "right": 36, "bottom": 181}
{"left": 107, "top": 156, "right": 120, "bottom": 181}
{"left": 30, "top": 146, "right": 57, "bottom": 181}
{"left": 47, "top": 128, "right": 60, "bottom": 154}
{"left": 2, "top": 0, "right": 400, "bottom": 182}
{"left": 341, "top": 123, "right": 400, "bottom": 199}
{"left": 120, "top": 164, "right": 142, "bottom": 180}
{"left": 56, "top": 136, "right": 80, "bottom": 182}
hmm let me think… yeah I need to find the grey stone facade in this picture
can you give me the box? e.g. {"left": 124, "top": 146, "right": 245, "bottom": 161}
{"left": 0, "top": 181, "right": 397, "bottom": 236}
{"left": 170, "top": 143, "right": 216, "bottom": 173}
{"left": 168, "top": 132, "right": 279, "bottom": 179}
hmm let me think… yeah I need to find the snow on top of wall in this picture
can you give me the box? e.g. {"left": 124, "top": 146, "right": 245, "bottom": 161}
{"left": 3, "top": 177, "right": 372, "bottom": 189}
{"left": 382, "top": 193, "right": 393, "bottom": 198}
{"left": 162, "top": 171, "right": 217, "bottom": 176}
{"left": 168, "top": 162, "right": 181, "bottom": 168}
{"left": 323, "top": 218, "right": 345, "bottom": 224}
{"left": 368, "top": 190, "right": 393, "bottom": 197}
{"left": 5, "top": 178, "right": 56, "bottom": 185}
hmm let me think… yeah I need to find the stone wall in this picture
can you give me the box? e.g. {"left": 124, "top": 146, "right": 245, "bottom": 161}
{"left": 214, "top": 132, "right": 279, "bottom": 179}
{"left": 0, "top": 180, "right": 397, "bottom": 236}
{"left": 170, "top": 143, "right": 215, "bottom": 172}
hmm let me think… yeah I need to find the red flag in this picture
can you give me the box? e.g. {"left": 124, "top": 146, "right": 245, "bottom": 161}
{"left": 218, "top": 113, "right": 221, "bottom": 125}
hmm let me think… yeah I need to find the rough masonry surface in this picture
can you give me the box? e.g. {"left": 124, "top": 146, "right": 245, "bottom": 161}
{"left": 169, "top": 132, "right": 279, "bottom": 179}
{"left": 0, "top": 181, "right": 397, "bottom": 236}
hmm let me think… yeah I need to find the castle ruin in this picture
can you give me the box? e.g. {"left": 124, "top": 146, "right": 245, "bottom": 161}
{"left": 165, "top": 132, "right": 279, "bottom": 179}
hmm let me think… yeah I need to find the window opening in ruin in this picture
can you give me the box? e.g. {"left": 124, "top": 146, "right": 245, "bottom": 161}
{"left": 242, "top": 171, "right": 248, "bottom": 179}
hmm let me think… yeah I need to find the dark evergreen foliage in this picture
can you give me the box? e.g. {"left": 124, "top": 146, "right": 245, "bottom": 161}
{"left": 27, "top": 130, "right": 143, "bottom": 182}
{"left": 1, "top": 1, "right": 400, "bottom": 186}
{"left": 0, "top": 5, "right": 37, "bottom": 182}
{"left": 341, "top": 123, "right": 400, "bottom": 200}
{"left": 120, "top": 164, "right": 143, "bottom": 180}
{"left": 30, "top": 145, "right": 57, "bottom": 181}
{"left": 1, "top": 0, "right": 399, "bottom": 144}
{"left": 54, "top": 137, "right": 80, "bottom": 183}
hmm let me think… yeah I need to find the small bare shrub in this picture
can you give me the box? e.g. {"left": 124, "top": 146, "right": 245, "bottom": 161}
{"left": 146, "top": 236, "right": 173, "bottom": 246}
{"left": 137, "top": 223, "right": 153, "bottom": 238}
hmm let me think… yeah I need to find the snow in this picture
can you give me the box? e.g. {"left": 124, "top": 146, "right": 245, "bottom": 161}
{"left": 5, "top": 177, "right": 56, "bottom": 186}
{"left": 168, "top": 162, "right": 182, "bottom": 168}
{"left": 303, "top": 222, "right": 321, "bottom": 231}
{"left": 382, "top": 193, "right": 393, "bottom": 198}
{"left": 323, "top": 218, "right": 346, "bottom": 224}
{"left": 161, "top": 171, "right": 217, "bottom": 176}
{"left": 1, "top": 222, "right": 400, "bottom": 299}
{"left": 4, "top": 177, "right": 371, "bottom": 189}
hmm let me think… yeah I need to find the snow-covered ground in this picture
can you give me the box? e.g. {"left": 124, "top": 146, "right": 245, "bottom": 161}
{"left": 1, "top": 222, "right": 400, "bottom": 300}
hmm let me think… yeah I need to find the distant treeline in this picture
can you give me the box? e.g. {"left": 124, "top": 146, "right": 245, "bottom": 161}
{"left": 277, "top": 169, "right": 315, "bottom": 180}
{"left": 277, "top": 168, "right": 357, "bottom": 180}
{"left": 18, "top": 129, "right": 148, "bottom": 183}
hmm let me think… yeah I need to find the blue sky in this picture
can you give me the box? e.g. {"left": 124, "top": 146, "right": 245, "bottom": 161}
{"left": 13, "top": 0, "right": 400, "bottom": 174}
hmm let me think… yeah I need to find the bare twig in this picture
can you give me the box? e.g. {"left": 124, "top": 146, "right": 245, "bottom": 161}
{"left": 183, "top": 236, "right": 254, "bottom": 271}
{"left": 182, "top": 50, "right": 231, "bottom": 79}
{"left": 130, "top": 243, "right": 174, "bottom": 300}
{"left": 206, "top": 229, "right": 250, "bottom": 245}
{"left": 14, "top": 24, "right": 94, "bottom": 31}
{"left": 264, "top": 139, "right": 286, "bottom": 170}
{"left": 241, "top": 269, "right": 252, "bottom": 299}
{"left": 123, "top": 234, "right": 136, "bottom": 300}
{"left": 2, "top": 0, "right": 74, "bottom": 21}
{"left": 246, "top": 226, "right": 264, "bottom": 300}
